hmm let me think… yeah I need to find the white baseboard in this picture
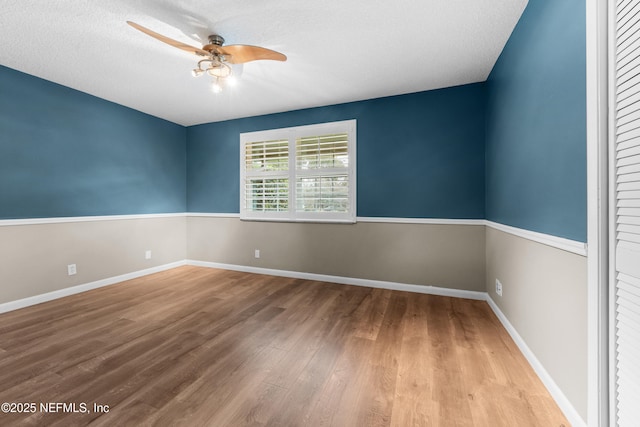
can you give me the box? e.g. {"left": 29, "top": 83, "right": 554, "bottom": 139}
{"left": 186, "top": 259, "right": 486, "bottom": 300}
{"left": 0, "top": 260, "right": 186, "bottom": 314}
{"left": 485, "top": 296, "right": 586, "bottom": 427}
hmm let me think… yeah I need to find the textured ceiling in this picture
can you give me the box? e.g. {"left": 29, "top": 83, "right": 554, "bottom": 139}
{"left": 0, "top": 0, "right": 527, "bottom": 126}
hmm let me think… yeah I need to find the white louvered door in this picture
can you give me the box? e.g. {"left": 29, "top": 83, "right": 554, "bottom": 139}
{"left": 612, "top": 0, "right": 640, "bottom": 425}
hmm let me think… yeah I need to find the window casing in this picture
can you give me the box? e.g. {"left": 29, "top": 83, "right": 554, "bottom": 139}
{"left": 240, "top": 120, "right": 356, "bottom": 222}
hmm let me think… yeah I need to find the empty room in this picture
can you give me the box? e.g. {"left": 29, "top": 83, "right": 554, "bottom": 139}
{"left": 0, "top": 0, "right": 633, "bottom": 426}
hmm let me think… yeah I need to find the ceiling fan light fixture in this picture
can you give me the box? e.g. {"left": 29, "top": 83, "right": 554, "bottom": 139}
{"left": 206, "top": 62, "right": 231, "bottom": 78}
{"left": 194, "top": 58, "right": 233, "bottom": 92}
{"left": 211, "top": 78, "right": 223, "bottom": 93}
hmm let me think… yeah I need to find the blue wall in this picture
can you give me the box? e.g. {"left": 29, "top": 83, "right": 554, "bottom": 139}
{"left": 2, "top": 0, "right": 588, "bottom": 243}
{"left": 485, "top": 0, "right": 586, "bottom": 241}
{"left": 0, "top": 65, "right": 187, "bottom": 219}
{"left": 187, "top": 84, "right": 486, "bottom": 218}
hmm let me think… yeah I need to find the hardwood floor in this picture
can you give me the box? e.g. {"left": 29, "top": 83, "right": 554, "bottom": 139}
{"left": 0, "top": 266, "right": 568, "bottom": 426}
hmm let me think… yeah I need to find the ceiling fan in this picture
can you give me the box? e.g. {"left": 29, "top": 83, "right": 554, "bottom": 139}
{"left": 127, "top": 21, "right": 287, "bottom": 93}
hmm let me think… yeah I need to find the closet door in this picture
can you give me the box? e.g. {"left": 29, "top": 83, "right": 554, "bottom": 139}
{"left": 612, "top": 0, "right": 640, "bottom": 424}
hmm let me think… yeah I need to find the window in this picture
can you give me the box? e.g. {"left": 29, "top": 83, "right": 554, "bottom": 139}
{"left": 240, "top": 120, "right": 356, "bottom": 222}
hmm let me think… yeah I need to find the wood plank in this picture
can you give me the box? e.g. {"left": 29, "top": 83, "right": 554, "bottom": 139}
{"left": 390, "top": 293, "right": 436, "bottom": 426}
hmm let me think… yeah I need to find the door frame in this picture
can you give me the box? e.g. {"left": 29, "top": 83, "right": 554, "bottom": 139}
{"left": 586, "top": 0, "right": 609, "bottom": 425}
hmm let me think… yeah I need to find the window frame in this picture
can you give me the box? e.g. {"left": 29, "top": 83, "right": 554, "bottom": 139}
{"left": 240, "top": 119, "right": 357, "bottom": 223}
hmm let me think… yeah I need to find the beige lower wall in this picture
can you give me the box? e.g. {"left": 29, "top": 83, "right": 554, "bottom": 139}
{"left": 0, "top": 216, "right": 186, "bottom": 304}
{"left": 485, "top": 226, "right": 587, "bottom": 421}
{"left": 187, "top": 216, "right": 486, "bottom": 292}
{"left": 0, "top": 214, "right": 588, "bottom": 421}
{"left": 0, "top": 215, "right": 484, "bottom": 304}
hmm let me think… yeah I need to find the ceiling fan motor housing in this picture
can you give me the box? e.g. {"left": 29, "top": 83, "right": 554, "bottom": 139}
{"left": 208, "top": 34, "right": 225, "bottom": 46}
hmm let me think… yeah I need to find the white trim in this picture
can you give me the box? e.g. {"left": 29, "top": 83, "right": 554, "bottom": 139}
{"left": 486, "top": 296, "right": 586, "bottom": 427}
{"left": 186, "top": 212, "right": 241, "bottom": 218}
{"left": 0, "top": 213, "right": 186, "bottom": 227}
{"left": 186, "top": 215, "right": 584, "bottom": 255}
{"left": 357, "top": 216, "right": 485, "bottom": 226}
{"left": 485, "top": 221, "right": 587, "bottom": 256}
{"left": 0, "top": 261, "right": 186, "bottom": 314}
{"left": 186, "top": 259, "right": 486, "bottom": 300}
{"left": 187, "top": 215, "right": 584, "bottom": 257}
{"left": 189, "top": 214, "right": 485, "bottom": 225}
{"left": 240, "top": 217, "right": 357, "bottom": 224}
{"left": 0, "top": 214, "right": 586, "bottom": 259}
{"left": 587, "top": 0, "right": 610, "bottom": 424}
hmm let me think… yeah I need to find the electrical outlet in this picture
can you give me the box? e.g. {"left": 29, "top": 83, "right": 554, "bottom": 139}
{"left": 254, "top": 249, "right": 260, "bottom": 259}
{"left": 495, "top": 279, "right": 503, "bottom": 297}
{"left": 67, "top": 264, "right": 77, "bottom": 276}
{"left": 145, "top": 250, "right": 152, "bottom": 260}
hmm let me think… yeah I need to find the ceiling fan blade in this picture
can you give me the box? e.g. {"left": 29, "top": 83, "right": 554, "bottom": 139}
{"left": 218, "top": 45, "right": 287, "bottom": 64}
{"left": 127, "top": 21, "right": 209, "bottom": 57}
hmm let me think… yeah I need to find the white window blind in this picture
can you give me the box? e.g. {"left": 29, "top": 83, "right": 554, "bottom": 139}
{"left": 296, "top": 133, "right": 350, "bottom": 214}
{"left": 243, "top": 139, "right": 290, "bottom": 217}
{"left": 240, "top": 120, "right": 356, "bottom": 222}
{"left": 612, "top": 0, "right": 640, "bottom": 424}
